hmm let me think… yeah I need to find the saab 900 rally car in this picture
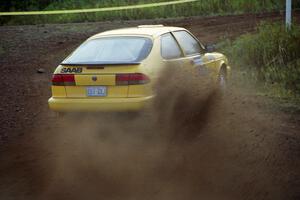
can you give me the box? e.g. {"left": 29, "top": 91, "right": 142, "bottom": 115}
{"left": 48, "top": 25, "right": 229, "bottom": 112}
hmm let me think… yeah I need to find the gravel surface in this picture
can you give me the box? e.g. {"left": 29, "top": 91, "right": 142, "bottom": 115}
{"left": 0, "top": 12, "right": 299, "bottom": 200}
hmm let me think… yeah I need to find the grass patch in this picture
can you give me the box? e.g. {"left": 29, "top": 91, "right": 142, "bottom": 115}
{"left": 0, "top": 0, "right": 294, "bottom": 25}
{"left": 220, "top": 22, "right": 300, "bottom": 99}
{"left": 0, "top": 46, "right": 6, "bottom": 56}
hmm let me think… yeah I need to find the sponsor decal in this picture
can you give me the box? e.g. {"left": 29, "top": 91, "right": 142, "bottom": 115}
{"left": 61, "top": 67, "right": 82, "bottom": 73}
{"left": 192, "top": 56, "right": 209, "bottom": 76}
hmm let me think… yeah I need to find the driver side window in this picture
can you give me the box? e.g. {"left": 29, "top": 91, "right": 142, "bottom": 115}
{"left": 172, "top": 31, "right": 203, "bottom": 56}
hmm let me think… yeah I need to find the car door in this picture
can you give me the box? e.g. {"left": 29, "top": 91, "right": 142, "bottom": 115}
{"left": 172, "top": 30, "right": 217, "bottom": 77}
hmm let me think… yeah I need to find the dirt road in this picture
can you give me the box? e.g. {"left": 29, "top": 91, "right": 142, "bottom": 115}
{"left": 0, "top": 12, "right": 299, "bottom": 200}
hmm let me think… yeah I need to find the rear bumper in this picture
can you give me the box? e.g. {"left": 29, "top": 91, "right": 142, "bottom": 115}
{"left": 48, "top": 96, "right": 153, "bottom": 112}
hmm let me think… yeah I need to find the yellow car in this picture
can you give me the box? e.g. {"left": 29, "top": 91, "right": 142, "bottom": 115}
{"left": 48, "top": 25, "right": 229, "bottom": 112}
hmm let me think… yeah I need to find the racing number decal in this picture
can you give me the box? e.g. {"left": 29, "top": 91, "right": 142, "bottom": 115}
{"left": 61, "top": 67, "right": 82, "bottom": 73}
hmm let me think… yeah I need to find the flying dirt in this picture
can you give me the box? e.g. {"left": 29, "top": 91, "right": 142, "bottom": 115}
{"left": 0, "top": 12, "right": 299, "bottom": 200}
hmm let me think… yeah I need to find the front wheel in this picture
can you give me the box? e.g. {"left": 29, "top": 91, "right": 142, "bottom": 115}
{"left": 218, "top": 65, "right": 227, "bottom": 91}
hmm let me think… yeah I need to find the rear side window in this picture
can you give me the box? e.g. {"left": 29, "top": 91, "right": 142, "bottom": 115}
{"left": 161, "top": 33, "right": 182, "bottom": 59}
{"left": 173, "top": 31, "right": 202, "bottom": 56}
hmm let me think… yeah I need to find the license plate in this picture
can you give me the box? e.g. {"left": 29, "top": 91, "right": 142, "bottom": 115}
{"left": 86, "top": 86, "right": 107, "bottom": 97}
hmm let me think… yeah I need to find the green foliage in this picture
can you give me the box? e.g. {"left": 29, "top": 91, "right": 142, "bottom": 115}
{"left": 0, "top": 0, "right": 55, "bottom": 12}
{"left": 221, "top": 23, "right": 300, "bottom": 97}
{"left": 0, "top": 46, "right": 5, "bottom": 56}
{"left": 44, "top": 0, "right": 169, "bottom": 10}
{"left": 0, "top": 0, "right": 291, "bottom": 25}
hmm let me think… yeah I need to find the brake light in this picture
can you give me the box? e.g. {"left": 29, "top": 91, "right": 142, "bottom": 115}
{"left": 116, "top": 73, "right": 150, "bottom": 85}
{"left": 52, "top": 74, "right": 75, "bottom": 86}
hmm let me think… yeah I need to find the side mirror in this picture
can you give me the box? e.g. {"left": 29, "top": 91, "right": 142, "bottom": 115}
{"left": 205, "top": 44, "right": 216, "bottom": 53}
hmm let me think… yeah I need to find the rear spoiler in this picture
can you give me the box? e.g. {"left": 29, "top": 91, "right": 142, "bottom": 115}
{"left": 61, "top": 62, "right": 141, "bottom": 66}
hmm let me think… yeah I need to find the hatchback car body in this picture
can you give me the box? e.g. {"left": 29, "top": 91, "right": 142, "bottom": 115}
{"left": 48, "top": 25, "right": 229, "bottom": 112}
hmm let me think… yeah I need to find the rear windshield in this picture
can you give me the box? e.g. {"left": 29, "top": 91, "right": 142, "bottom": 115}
{"left": 62, "top": 36, "right": 153, "bottom": 65}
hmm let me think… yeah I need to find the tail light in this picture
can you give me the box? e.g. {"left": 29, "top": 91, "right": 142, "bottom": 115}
{"left": 52, "top": 74, "right": 75, "bottom": 86}
{"left": 116, "top": 73, "right": 150, "bottom": 85}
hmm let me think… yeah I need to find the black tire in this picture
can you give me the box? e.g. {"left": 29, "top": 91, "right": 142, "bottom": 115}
{"left": 218, "top": 65, "right": 227, "bottom": 91}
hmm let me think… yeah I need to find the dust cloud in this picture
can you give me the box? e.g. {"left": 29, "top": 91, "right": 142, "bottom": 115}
{"left": 1, "top": 12, "right": 299, "bottom": 200}
{"left": 39, "top": 66, "right": 279, "bottom": 200}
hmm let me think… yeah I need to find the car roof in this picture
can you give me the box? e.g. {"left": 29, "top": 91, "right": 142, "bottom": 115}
{"left": 89, "top": 25, "right": 186, "bottom": 39}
